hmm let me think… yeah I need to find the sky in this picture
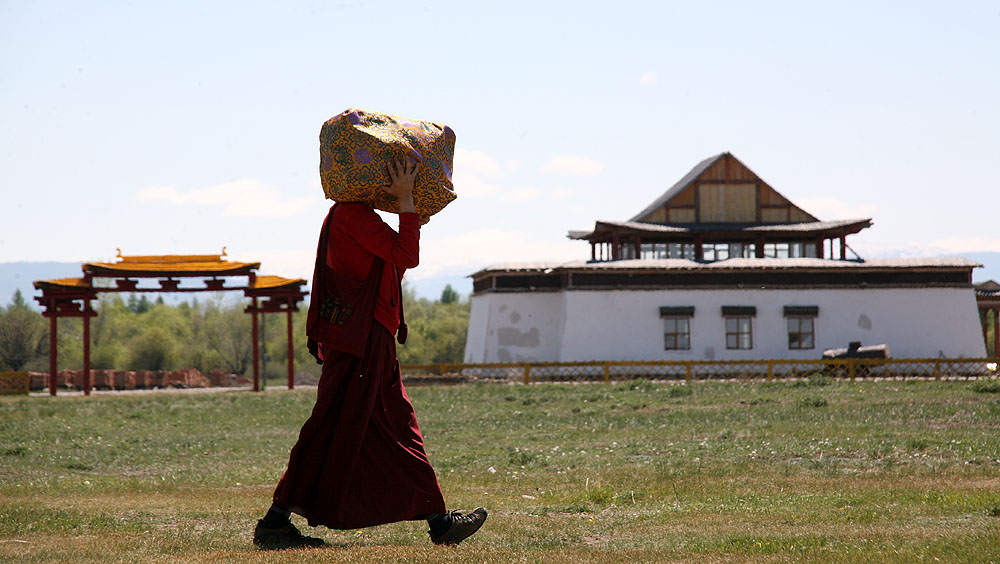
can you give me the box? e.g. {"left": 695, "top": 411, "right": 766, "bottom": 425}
{"left": 1, "top": 1, "right": 998, "bottom": 298}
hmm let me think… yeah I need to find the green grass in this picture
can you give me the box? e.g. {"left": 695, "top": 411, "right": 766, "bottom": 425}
{"left": 2, "top": 380, "right": 999, "bottom": 563}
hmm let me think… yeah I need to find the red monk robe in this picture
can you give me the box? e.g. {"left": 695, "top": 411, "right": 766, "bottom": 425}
{"left": 271, "top": 203, "right": 446, "bottom": 529}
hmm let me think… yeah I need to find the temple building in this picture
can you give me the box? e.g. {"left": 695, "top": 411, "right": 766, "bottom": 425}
{"left": 464, "top": 153, "right": 986, "bottom": 363}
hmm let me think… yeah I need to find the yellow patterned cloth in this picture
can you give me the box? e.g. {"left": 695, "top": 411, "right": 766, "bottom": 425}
{"left": 319, "top": 108, "right": 457, "bottom": 217}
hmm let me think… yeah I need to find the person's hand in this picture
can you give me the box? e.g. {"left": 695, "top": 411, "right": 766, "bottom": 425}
{"left": 383, "top": 157, "right": 419, "bottom": 214}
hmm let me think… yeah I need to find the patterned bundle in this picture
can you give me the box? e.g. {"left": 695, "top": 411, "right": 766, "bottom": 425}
{"left": 319, "top": 108, "right": 457, "bottom": 217}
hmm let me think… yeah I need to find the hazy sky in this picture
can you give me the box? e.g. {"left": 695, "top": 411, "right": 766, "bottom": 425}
{"left": 2, "top": 1, "right": 998, "bottom": 295}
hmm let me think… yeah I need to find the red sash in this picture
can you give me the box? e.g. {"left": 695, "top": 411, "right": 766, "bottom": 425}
{"left": 306, "top": 204, "right": 385, "bottom": 357}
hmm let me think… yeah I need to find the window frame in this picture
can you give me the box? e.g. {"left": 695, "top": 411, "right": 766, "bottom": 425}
{"left": 786, "top": 316, "right": 815, "bottom": 350}
{"left": 660, "top": 306, "right": 694, "bottom": 351}
{"left": 724, "top": 316, "right": 753, "bottom": 350}
{"left": 663, "top": 316, "right": 691, "bottom": 350}
{"left": 783, "top": 305, "right": 819, "bottom": 350}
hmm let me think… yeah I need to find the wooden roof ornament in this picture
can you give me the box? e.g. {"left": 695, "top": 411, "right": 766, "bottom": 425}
{"left": 32, "top": 249, "right": 309, "bottom": 397}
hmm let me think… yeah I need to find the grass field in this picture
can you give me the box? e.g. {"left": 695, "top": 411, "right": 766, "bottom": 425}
{"left": 2, "top": 378, "right": 999, "bottom": 563}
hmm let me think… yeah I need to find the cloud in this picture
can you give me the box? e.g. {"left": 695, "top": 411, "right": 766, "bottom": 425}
{"left": 927, "top": 236, "right": 1000, "bottom": 254}
{"left": 796, "top": 197, "right": 875, "bottom": 220}
{"left": 542, "top": 155, "right": 605, "bottom": 177}
{"left": 503, "top": 187, "right": 539, "bottom": 202}
{"left": 452, "top": 148, "right": 532, "bottom": 199}
{"left": 451, "top": 170, "right": 500, "bottom": 197}
{"left": 452, "top": 148, "right": 502, "bottom": 197}
{"left": 639, "top": 71, "right": 659, "bottom": 85}
{"left": 454, "top": 148, "right": 501, "bottom": 176}
{"left": 227, "top": 248, "right": 315, "bottom": 280}
{"left": 134, "top": 179, "right": 311, "bottom": 218}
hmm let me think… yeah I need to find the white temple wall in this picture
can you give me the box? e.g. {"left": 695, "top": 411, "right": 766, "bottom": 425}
{"left": 465, "top": 287, "right": 986, "bottom": 363}
{"left": 464, "top": 292, "right": 565, "bottom": 363}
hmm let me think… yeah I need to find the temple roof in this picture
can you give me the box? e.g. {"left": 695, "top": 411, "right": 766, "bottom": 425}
{"left": 470, "top": 257, "right": 981, "bottom": 277}
{"left": 628, "top": 153, "right": 729, "bottom": 222}
{"left": 570, "top": 218, "right": 873, "bottom": 241}
{"left": 628, "top": 152, "right": 818, "bottom": 224}
{"left": 33, "top": 277, "right": 91, "bottom": 291}
{"left": 83, "top": 252, "right": 259, "bottom": 278}
{"left": 249, "top": 275, "right": 307, "bottom": 290}
{"left": 976, "top": 279, "right": 1000, "bottom": 303}
{"left": 571, "top": 153, "right": 874, "bottom": 245}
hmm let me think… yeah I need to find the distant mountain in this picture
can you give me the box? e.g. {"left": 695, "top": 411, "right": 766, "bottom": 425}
{"left": 2, "top": 252, "right": 995, "bottom": 309}
{"left": 0, "top": 262, "right": 82, "bottom": 308}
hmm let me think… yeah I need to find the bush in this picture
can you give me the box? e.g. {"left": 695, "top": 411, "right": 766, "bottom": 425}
{"left": 129, "top": 328, "right": 176, "bottom": 370}
{"left": 969, "top": 380, "right": 1000, "bottom": 394}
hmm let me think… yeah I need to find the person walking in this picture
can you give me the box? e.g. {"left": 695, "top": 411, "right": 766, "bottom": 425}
{"left": 253, "top": 157, "right": 486, "bottom": 549}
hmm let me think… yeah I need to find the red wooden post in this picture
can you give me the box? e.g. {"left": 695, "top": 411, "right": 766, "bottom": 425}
{"left": 49, "top": 314, "right": 57, "bottom": 396}
{"left": 695, "top": 234, "right": 704, "bottom": 261}
{"left": 983, "top": 310, "right": 991, "bottom": 351}
{"left": 251, "top": 299, "right": 260, "bottom": 392}
{"left": 840, "top": 236, "right": 847, "bottom": 260}
{"left": 286, "top": 309, "right": 294, "bottom": 390}
{"left": 590, "top": 242, "right": 596, "bottom": 262}
{"left": 993, "top": 308, "right": 1000, "bottom": 358}
{"left": 82, "top": 311, "right": 91, "bottom": 396}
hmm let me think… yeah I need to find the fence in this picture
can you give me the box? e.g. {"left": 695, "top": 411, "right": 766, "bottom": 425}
{"left": 400, "top": 358, "right": 1000, "bottom": 385}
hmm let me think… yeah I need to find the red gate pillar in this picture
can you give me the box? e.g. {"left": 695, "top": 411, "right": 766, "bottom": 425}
{"left": 984, "top": 310, "right": 991, "bottom": 352}
{"left": 286, "top": 310, "right": 294, "bottom": 390}
{"left": 82, "top": 312, "right": 91, "bottom": 396}
{"left": 993, "top": 308, "right": 1000, "bottom": 358}
{"left": 251, "top": 299, "right": 260, "bottom": 392}
{"left": 49, "top": 315, "right": 57, "bottom": 396}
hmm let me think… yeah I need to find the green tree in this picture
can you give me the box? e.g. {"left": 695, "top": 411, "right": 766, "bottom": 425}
{"left": 129, "top": 327, "right": 176, "bottom": 370}
{"left": 127, "top": 294, "right": 151, "bottom": 314}
{"left": 203, "top": 300, "right": 253, "bottom": 375}
{"left": 440, "top": 284, "right": 459, "bottom": 305}
{"left": 0, "top": 290, "right": 46, "bottom": 370}
{"left": 396, "top": 285, "right": 470, "bottom": 365}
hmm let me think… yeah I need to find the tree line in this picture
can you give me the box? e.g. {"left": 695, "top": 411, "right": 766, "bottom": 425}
{"left": 0, "top": 285, "right": 471, "bottom": 379}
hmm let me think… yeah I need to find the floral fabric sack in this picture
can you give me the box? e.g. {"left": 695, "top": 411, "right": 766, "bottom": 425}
{"left": 319, "top": 108, "right": 457, "bottom": 217}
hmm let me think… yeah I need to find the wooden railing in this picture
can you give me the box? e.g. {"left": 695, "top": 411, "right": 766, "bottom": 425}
{"left": 400, "top": 358, "right": 1000, "bottom": 384}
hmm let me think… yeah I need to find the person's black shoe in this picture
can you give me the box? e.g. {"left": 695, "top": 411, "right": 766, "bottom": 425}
{"left": 429, "top": 508, "right": 488, "bottom": 546}
{"left": 253, "top": 519, "right": 325, "bottom": 550}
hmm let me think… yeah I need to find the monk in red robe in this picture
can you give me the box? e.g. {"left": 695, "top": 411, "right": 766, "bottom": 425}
{"left": 253, "top": 158, "right": 487, "bottom": 549}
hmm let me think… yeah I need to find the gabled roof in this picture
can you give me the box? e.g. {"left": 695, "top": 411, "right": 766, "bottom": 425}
{"left": 628, "top": 153, "right": 725, "bottom": 223}
{"left": 976, "top": 280, "right": 1000, "bottom": 293}
{"left": 627, "top": 152, "right": 819, "bottom": 224}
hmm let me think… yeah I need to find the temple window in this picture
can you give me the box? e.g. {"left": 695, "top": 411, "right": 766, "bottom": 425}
{"left": 660, "top": 306, "right": 694, "bottom": 350}
{"left": 763, "top": 242, "right": 818, "bottom": 258}
{"left": 641, "top": 243, "right": 695, "bottom": 260}
{"left": 784, "top": 305, "right": 819, "bottom": 350}
{"left": 722, "top": 306, "right": 756, "bottom": 350}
